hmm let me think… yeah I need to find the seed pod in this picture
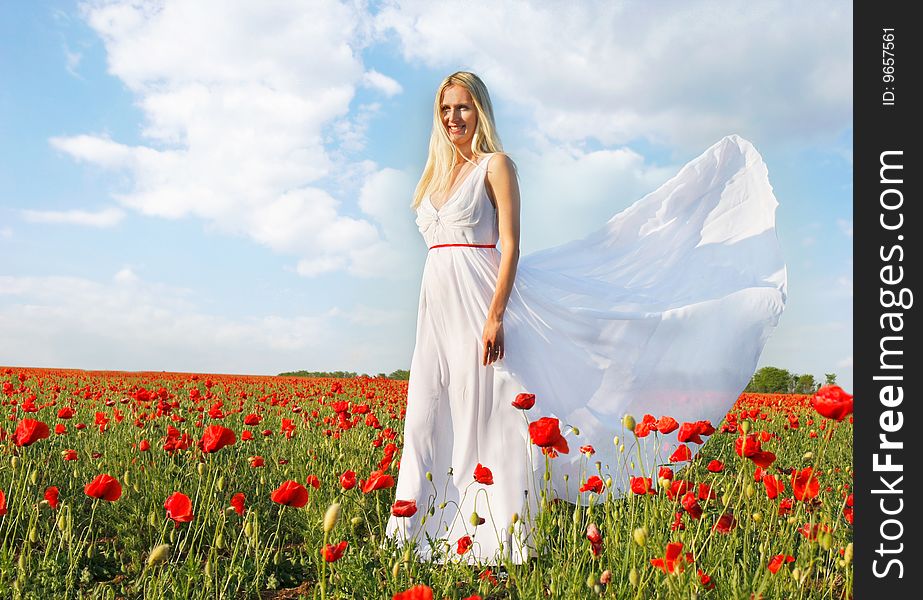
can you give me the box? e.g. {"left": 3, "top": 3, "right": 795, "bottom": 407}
{"left": 740, "top": 419, "right": 751, "bottom": 433}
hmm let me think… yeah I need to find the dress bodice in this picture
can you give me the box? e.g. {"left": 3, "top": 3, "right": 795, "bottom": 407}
{"left": 415, "top": 153, "right": 499, "bottom": 250}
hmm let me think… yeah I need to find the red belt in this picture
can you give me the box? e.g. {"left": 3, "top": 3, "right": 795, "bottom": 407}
{"left": 428, "top": 243, "right": 497, "bottom": 250}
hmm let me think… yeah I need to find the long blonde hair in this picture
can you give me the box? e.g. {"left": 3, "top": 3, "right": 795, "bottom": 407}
{"left": 410, "top": 72, "right": 508, "bottom": 211}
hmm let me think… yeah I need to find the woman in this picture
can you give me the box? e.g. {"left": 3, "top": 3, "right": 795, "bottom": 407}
{"left": 385, "top": 71, "right": 787, "bottom": 567}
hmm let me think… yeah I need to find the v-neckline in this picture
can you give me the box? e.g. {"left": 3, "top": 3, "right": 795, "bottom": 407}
{"left": 429, "top": 154, "right": 488, "bottom": 213}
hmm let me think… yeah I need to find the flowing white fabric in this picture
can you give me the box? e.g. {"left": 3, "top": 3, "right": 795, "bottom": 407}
{"left": 385, "top": 134, "right": 787, "bottom": 565}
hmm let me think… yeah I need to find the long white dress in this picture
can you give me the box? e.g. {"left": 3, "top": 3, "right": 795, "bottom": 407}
{"left": 384, "top": 134, "right": 787, "bottom": 566}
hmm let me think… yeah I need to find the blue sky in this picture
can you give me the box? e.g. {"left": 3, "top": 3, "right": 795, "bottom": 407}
{"left": 0, "top": 1, "right": 853, "bottom": 390}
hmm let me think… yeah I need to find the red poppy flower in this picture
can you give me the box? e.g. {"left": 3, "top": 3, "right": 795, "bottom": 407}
{"left": 457, "top": 535, "right": 473, "bottom": 555}
{"left": 763, "top": 475, "right": 781, "bottom": 500}
{"left": 669, "top": 443, "right": 692, "bottom": 463}
{"left": 767, "top": 554, "right": 795, "bottom": 574}
{"left": 340, "top": 470, "right": 357, "bottom": 490}
{"left": 391, "top": 499, "right": 418, "bottom": 518}
{"left": 165, "top": 492, "right": 194, "bottom": 524}
{"left": 798, "top": 522, "right": 831, "bottom": 541}
{"left": 306, "top": 474, "right": 321, "bottom": 489}
{"left": 54, "top": 424, "right": 66, "bottom": 435}
{"left": 811, "top": 385, "right": 853, "bottom": 421}
{"left": 677, "top": 422, "right": 704, "bottom": 444}
{"left": 707, "top": 460, "right": 724, "bottom": 473}
{"left": 248, "top": 456, "right": 265, "bottom": 468}
{"left": 393, "top": 584, "right": 433, "bottom": 600}
{"left": 199, "top": 425, "right": 236, "bottom": 453}
{"left": 84, "top": 474, "right": 122, "bottom": 502}
{"left": 139, "top": 439, "right": 151, "bottom": 451}
{"left": 778, "top": 498, "right": 794, "bottom": 516}
{"left": 656, "top": 416, "right": 679, "bottom": 434}
{"left": 629, "top": 477, "right": 654, "bottom": 495}
{"left": 634, "top": 414, "right": 657, "bottom": 437}
{"left": 243, "top": 413, "right": 262, "bottom": 426}
{"left": 681, "top": 493, "right": 703, "bottom": 520}
{"left": 713, "top": 513, "right": 737, "bottom": 534}
{"left": 512, "top": 393, "right": 535, "bottom": 410}
{"left": 45, "top": 486, "right": 59, "bottom": 509}
{"left": 528, "top": 417, "right": 569, "bottom": 454}
{"left": 57, "top": 406, "right": 75, "bottom": 419}
{"left": 62, "top": 449, "right": 78, "bottom": 461}
{"left": 586, "top": 523, "right": 603, "bottom": 556}
{"left": 650, "top": 542, "right": 694, "bottom": 574}
{"left": 698, "top": 569, "right": 716, "bottom": 590}
{"left": 322, "top": 540, "right": 348, "bottom": 562}
{"left": 698, "top": 483, "right": 717, "bottom": 501}
{"left": 579, "top": 444, "right": 596, "bottom": 456}
{"left": 474, "top": 463, "right": 494, "bottom": 485}
{"left": 581, "top": 475, "right": 605, "bottom": 494}
{"left": 271, "top": 480, "right": 309, "bottom": 508}
{"left": 0, "top": 489, "right": 6, "bottom": 515}
{"left": 231, "top": 492, "right": 245, "bottom": 516}
{"left": 658, "top": 466, "right": 674, "bottom": 481}
{"left": 791, "top": 468, "right": 820, "bottom": 501}
{"left": 670, "top": 511, "right": 685, "bottom": 531}
{"left": 13, "top": 418, "right": 50, "bottom": 447}
{"left": 361, "top": 469, "right": 395, "bottom": 493}
{"left": 241, "top": 430, "right": 254, "bottom": 441}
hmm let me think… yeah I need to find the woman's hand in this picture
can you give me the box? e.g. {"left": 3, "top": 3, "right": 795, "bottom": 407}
{"left": 482, "top": 317, "right": 505, "bottom": 366}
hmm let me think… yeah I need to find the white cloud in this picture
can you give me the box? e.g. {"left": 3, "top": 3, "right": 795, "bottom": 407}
{"left": 52, "top": 0, "right": 404, "bottom": 277}
{"left": 375, "top": 0, "right": 851, "bottom": 152}
{"left": 0, "top": 227, "right": 12, "bottom": 239}
{"left": 0, "top": 271, "right": 414, "bottom": 375}
{"left": 837, "top": 355, "right": 853, "bottom": 370}
{"left": 362, "top": 69, "right": 403, "bottom": 97}
{"left": 21, "top": 206, "right": 125, "bottom": 227}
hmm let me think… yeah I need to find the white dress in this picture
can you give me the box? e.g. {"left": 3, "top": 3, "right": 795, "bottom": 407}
{"left": 384, "top": 134, "right": 787, "bottom": 566}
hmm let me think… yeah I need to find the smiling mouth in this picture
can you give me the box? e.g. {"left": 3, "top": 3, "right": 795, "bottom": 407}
{"left": 448, "top": 125, "right": 466, "bottom": 134}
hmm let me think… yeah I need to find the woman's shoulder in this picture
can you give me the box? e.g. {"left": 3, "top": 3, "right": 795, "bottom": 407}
{"left": 484, "top": 152, "right": 517, "bottom": 179}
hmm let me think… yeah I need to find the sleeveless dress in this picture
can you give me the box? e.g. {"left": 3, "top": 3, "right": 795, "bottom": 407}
{"left": 384, "top": 134, "right": 788, "bottom": 566}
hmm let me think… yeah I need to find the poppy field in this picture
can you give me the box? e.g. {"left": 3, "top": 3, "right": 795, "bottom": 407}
{"left": 0, "top": 366, "right": 853, "bottom": 599}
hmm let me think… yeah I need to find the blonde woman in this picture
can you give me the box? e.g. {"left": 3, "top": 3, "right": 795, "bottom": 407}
{"left": 385, "top": 71, "right": 787, "bottom": 567}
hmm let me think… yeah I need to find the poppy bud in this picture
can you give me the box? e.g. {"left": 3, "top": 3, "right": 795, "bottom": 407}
{"left": 659, "top": 477, "right": 671, "bottom": 490}
{"left": 745, "top": 483, "right": 755, "bottom": 498}
{"left": 197, "top": 463, "right": 205, "bottom": 477}
{"left": 571, "top": 426, "right": 580, "bottom": 435}
{"left": 439, "top": 502, "right": 446, "bottom": 510}
{"left": 391, "top": 561, "right": 400, "bottom": 579}
{"left": 632, "top": 527, "right": 647, "bottom": 546}
{"left": 600, "top": 569, "right": 612, "bottom": 584}
{"left": 740, "top": 419, "right": 751, "bottom": 433}
{"left": 802, "top": 452, "right": 813, "bottom": 461}
{"left": 323, "top": 503, "right": 341, "bottom": 533}
{"left": 605, "top": 476, "right": 612, "bottom": 488}
{"left": 563, "top": 474, "right": 569, "bottom": 482}
{"left": 11, "top": 457, "right": 19, "bottom": 470}
{"left": 791, "top": 568, "right": 801, "bottom": 582}
{"left": 622, "top": 415, "right": 636, "bottom": 432}
{"left": 629, "top": 567, "right": 639, "bottom": 587}
{"left": 204, "top": 559, "right": 213, "bottom": 579}
{"left": 819, "top": 532, "right": 833, "bottom": 551}
{"left": 619, "top": 444, "right": 625, "bottom": 453}
{"left": 216, "top": 476, "right": 225, "bottom": 491}
{"left": 512, "top": 512, "right": 519, "bottom": 524}
{"left": 30, "top": 471, "right": 38, "bottom": 485}
{"left": 844, "top": 543, "right": 853, "bottom": 564}
{"left": 470, "top": 511, "right": 480, "bottom": 526}
{"left": 752, "top": 512, "right": 763, "bottom": 524}
{"left": 215, "top": 533, "right": 225, "bottom": 549}
{"left": 147, "top": 543, "right": 171, "bottom": 567}
{"left": 586, "top": 573, "right": 597, "bottom": 588}
{"left": 544, "top": 471, "right": 550, "bottom": 481}
{"left": 613, "top": 435, "right": 619, "bottom": 447}
{"left": 426, "top": 471, "right": 432, "bottom": 481}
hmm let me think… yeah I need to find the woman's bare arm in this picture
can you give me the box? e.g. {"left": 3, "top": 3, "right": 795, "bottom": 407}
{"left": 481, "top": 153, "right": 521, "bottom": 366}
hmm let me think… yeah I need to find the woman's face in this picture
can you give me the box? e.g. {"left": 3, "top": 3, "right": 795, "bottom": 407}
{"left": 440, "top": 84, "right": 477, "bottom": 152}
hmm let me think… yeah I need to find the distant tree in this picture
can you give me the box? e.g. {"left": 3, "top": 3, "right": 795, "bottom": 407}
{"left": 745, "top": 366, "right": 793, "bottom": 393}
{"left": 824, "top": 373, "right": 837, "bottom": 386}
{"left": 388, "top": 369, "right": 410, "bottom": 381}
{"left": 793, "top": 374, "right": 817, "bottom": 395}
